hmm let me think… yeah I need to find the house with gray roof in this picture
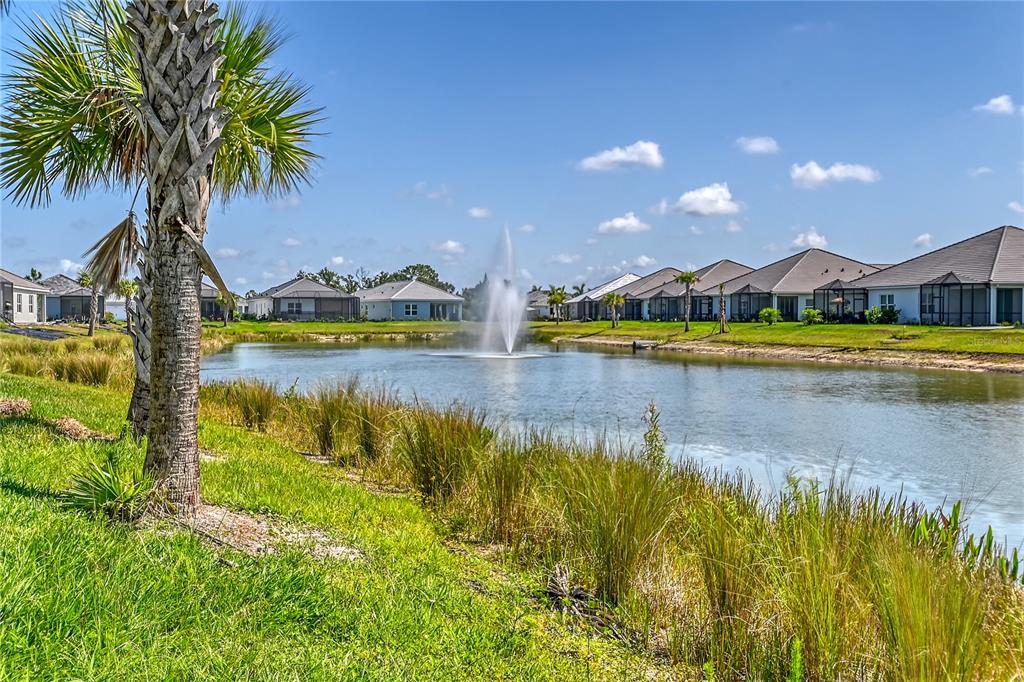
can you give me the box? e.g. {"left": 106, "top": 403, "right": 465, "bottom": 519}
{"left": 566, "top": 272, "right": 641, "bottom": 321}
{"left": 851, "top": 225, "right": 1023, "bottom": 325}
{"left": 40, "top": 274, "right": 105, "bottom": 322}
{"left": 616, "top": 267, "right": 683, "bottom": 320}
{"left": 0, "top": 268, "right": 48, "bottom": 324}
{"left": 711, "top": 249, "right": 880, "bottom": 321}
{"left": 354, "top": 279, "right": 463, "bottom": 321}
{"left": 246, "top": 276, "right": 359, "bottom": 321}
{"left": 634, "top": 260, "right": 754, "bottom": 321}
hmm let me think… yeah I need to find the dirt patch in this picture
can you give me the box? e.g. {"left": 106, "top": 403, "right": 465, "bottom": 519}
{"left": 183, "top": 503, "right": 363, "bottom": 561}
{"left": 557, "top": 336, "right": 1024, "bottom": 374}
{"left": 52, "top": 417, "right": 116, "bottom": 441}
{"left": 199, "top": 449, "right": 225, "bottom": 462}
{"left": 0, "top": 398, "right": 32, "bottom": 418}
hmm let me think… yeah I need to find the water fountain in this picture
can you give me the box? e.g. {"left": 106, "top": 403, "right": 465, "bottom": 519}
{"left": 480, "top": 227, "right": 528, "bottom": 355}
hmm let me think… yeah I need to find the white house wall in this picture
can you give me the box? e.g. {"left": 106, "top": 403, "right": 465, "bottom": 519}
{"left": 867, "top": 287, "right": 920, "bottom": 323}
{"left": 10, "top": 289, "right": 44, "bottom": 324}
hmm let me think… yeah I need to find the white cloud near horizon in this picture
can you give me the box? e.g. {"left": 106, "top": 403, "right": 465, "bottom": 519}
{"left": 330, "top": 255, "right": 347, "bottom": 265}
{"left": 598, "top": 211, "right": 651, "bottom": 234}
{"left": 689, "top": 225, "right": 704, "bottom": 236}
{"left": 791, "top": 226, "right": 828, "bottom": 249}
{"left": 273, "top": 194, "right": 302, "bottom": 209}
{"left": 467, "top": 207, "right": 492, "bottom": 219}
{"left": 656, "top": 182, "right": 741, "bottom": 217}
{"left": 281, "top": 237, "right": 302, "bottom": 247}
{"left": 60, "top": 258, "right": 84, "bottom": 274}
{"left": 433, "top": 240, "right": 465, "bottom": 255}
{"left": 215, "top": 247, "right": 240, "bottom": 258}
{"left": 912, "top": 233, "right": 933, "bottom": 249}
{"left": 518, "top": 224, "right": 536, "bottom": 233}
{"left": 790, "top": 161, "right": 880, "bottom": 189}
{"left": 725, "top": 220, "right": 743, "bottom": 233}
{"left": 578, "top": 140, "right": 664, "bottom": 171}
{"left": 548, "top": 253, "right": 582, "bottom": 265}
{"left": 973, "top": 94, "right": 1017, "bottom": 115}
{"left": 967, "top": 167, "right": 993, "bottom": 177}
{"left": 632, "top": 255, "right": 657, "bottom": 267}
{"left": 1009, "top": 201, "right": 1024, "bottom": 214}
{"left": 735, "top": 136, "right": 780, "bottom": 154}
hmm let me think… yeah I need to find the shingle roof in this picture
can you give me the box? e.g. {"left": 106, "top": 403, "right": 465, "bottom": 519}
{"left": 0, "top": 268, "right": 50, "bottom": 293}
{"left": 40, "top": 274, "right": 90, "bottom": 296}
{"left": 711, "top": 249, "right": 879, "bottom": 295}
{"left": 526, "top": 290, "right": 549, "bottom": 307}
{"left": 566, "top": 273, "right": 641, "bottom": 304}
{"left": 255, "top": 276, "right": 357, "bottom": 299}
{"left": 615, "top": 267, "right": 683, "bottom": 298}
{"left": 853, "top": 226, "right": 1024, "bottom": 287}
{"left": 355, "top": 279, "right": 463, "bottom": 302}
{"left": 634, "top": 259, "right": 754, "bottom": 299}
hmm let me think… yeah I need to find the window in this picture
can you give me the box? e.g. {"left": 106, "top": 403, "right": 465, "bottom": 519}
{"left": 28, "top": 296, "right": 33, "bottom": 313}
{"left": 804, "top": 298, "right": 814, "bottom": 309}
{"left": 921, "top": 293, "right": 935, "bottom": 315}
{"left": 286, "top": 301, "right": 302, "bottom": 314}
{"left": 404, "top": 303, "right": 419, "bottom": 317}
{"left": 879, "top": 294, "right": 895, "bottom": 311}
{"left": 16, "top": 294, "right": 22, "bottom": 313}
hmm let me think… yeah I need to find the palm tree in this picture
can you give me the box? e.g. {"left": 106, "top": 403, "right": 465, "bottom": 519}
{"left": 2, "top": 1, "right": 320, "bottom": 516}
{"left": 571, "top": 283, "right": 586, "bottom": 297}
{"left": 674, "top": 270, "right": 700, "bottom": 332}
{"left": 546, "top": 285, "right": 566, "bottom": 325}
{"left": 117, "top": 279, "right": 138, "bottom": 334}
{"left": 602, "top": 292, "right": 624, "bottom": 328}
{"left": 76, "top": 271, "right": 99, "bottom": 335}
{"left": 215, "top": 291, "right": 232, "bottom": 327}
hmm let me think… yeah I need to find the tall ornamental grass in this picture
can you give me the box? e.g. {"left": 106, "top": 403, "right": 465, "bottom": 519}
{"left": 400, "top": 404, "right": 492, "bottom": 504}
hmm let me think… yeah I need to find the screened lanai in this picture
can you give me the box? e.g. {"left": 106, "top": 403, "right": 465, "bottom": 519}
{"left": 919, "top": 273, "right": 990, "bottom": 326}
{"left": 729, "top": 285, "right": 771, "bottom": 321}
{"left": 813, "top": 279, "right": 868, "bottom": 322}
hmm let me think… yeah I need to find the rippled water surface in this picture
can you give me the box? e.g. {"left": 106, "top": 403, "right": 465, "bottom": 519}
{"left": 202, "top": 342, "right": 1024, "bottom": 545}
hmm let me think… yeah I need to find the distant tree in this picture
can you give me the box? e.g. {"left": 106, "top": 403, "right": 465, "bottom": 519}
{"left": 245, "top": 289, "right": 258, "bottom": 299}
{"left": 571, "top": 283, "right": 586, "bottom": 297}
{"left": 529, "top": 284, "right": 542, "bottom": 293}
{"left": 118, "top": 279, "right": 138, "bottom": 335}
{"left": 77, "top": 270, "right": 98, "bottom": 336}
{"left": 602, "top": 292, "right": 625, "bottom": 328}
{"left": 674, "top": 271, "right": 700, "bottom": 332}
{"left": 546, "top": 285, "right": 566, "bottom": 325}
{"left": 215, "top": 292, "right": 233, "bottom": 327}
{"left": 459, "top": 274, "right": 489, "bottom": 321}
{"left": 25, "top": 267, "right": 42, "bottom": 282}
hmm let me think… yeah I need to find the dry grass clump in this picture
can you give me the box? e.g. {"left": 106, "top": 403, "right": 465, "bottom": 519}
{"left": 0, "top": 397, "right": 32, "bottom": 418}
{"left": 51, "top": 352, "right": 117, "bottom": 386}
{"left": 53, "top": 416, "right": 113, "bottom": 441}
{"left": 91, "top": 334, "right": 126, "bottom": 352}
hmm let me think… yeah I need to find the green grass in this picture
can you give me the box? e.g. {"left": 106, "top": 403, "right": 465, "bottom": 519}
{"left": 530, "top": 320, "right": 1024, "bottom": 355}
{"left": 202, "top": 319, "right": 476, "bottom": 343}
{"left": 0, "top": 373, "right": 652, "bottom": 680}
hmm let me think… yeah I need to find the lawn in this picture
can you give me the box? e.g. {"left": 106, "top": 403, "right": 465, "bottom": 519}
{"left": 0, "top": 373, "right": 650, "bottom": 680}
{"left": 202, "top": 319, "right": 475, "bottom": 339}
{"left": 529, "top": 320, "right": 1024, "bottom": 355}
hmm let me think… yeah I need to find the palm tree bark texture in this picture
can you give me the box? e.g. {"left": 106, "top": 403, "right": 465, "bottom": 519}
{"left": 127, "top": 0, "right": 228, "bottom": 515}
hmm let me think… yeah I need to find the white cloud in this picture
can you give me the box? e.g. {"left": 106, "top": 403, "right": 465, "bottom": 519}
{"left": 518, "top": 268, "right": 533, "bottom": 281}
{"left": 578, "top": 140, "right": 664, "bottom": 171}
{"left": 467, "top": 207, "right": 492, "bottom": 219}
{"left": 689, "top": 225, "right": 704, "bottom": 236}
{"left": 632, "top": 255, "right": 657, "bottom": 268}
{"left": 329, "top": 255, "right": 347, "bottom": 266}
{"left": 433, "top": 240, "right": 465, "bottom": 255}
{"left": 967, "top": 167, "right": 993, "bottom": 177}
{"left": 548, "top": 253, "right": 582, "bottom": 265}
{"left": 60, "top": 258, "right": 84, "bottom": 274}
{"left": 735, "top": 136, "right": 780, "bottom": 155}
{"left": 585, "top": 237, "right": 598, "bottom": 245}
{"left": 411, "top": 181, "right": 452, "bottom": 204}
{"left": 273, "top": 193, "right": 302, "bottom": 209}
{"left": 235, "top": 277, "right": 248, "bottom": 286}
{"left": 973, "top": 94, "right": 1017, "bottom": 115}
{"left": 261, "top": 271, "right": 276, "bottom": 280}
{"left": 281, "top": 237, "right": 302, "bottom": 247}
{"left": 791, "top": 226, "right": 828, "bottom": 249}
{"left": 215, "top": 247, "right": 240, "bottom": 258}
{"left": 724, "top": 220, "right": 743, "bottom": 233}
{"left": 598, "top": 211, "right": 651, "bottom": 234}
{"left": 1009, "top": 201, "right": 1024, "bottom": 215}
{"left": 912, "top": 233, "right": 933, "bottom": 249}
{"left": 790, "top": 161, "right": 881, "bottom": 189}
{"left": 656, "top": 182, "right": 742, "bottom": 217}
{"left": 518, "top": 223, "right": 535, "bottom": 233}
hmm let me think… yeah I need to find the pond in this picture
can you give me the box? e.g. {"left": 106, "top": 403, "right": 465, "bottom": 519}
{"left": 202, "top": 341, "right": 1024, "bottom": 546}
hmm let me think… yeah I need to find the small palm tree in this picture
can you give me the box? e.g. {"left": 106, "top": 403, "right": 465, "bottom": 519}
{"left": 546, "top": 285, "right": 566, "bottom": 325}
{"left": 117, "top": 279, "right": 138, "bottom": 334}
{"left": 602, "top": 292, "right": 625, "bottom": 328}
{"left": 571, "top": 283, "right": 586, "bottom": 297}
{"left": 3, "top": 1, "right": 321, "bottom": 515}
{"left": 674, "top": 270, "right": 700, "bottom": 332}
{"left": 215, "top": 291, "right": 232, "bottom": 327}
{"left": 76, "top": 271, "right": 99, "bottom": 336}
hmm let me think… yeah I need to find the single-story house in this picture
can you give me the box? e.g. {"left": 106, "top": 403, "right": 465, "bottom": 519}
{"left": 0, "top": 269, "right": 48, "bottom": 324}
{"left": 634, "top": 260, "right": 754, "bottom": 321}
{"left": 40, "top": 274, "right": 105, "bottom": 322}
{"left": 566, "top": 273, "right": 642, "bottom": 321}
{"left": 200, "top": 282, "right": 233, "bottom": 320}
{"left": 615, "top": 268, "right": 683, "bottom": 320}
{"left": 714, "top": 249, "right": 881, "bottom": 322}
{"left": 526, "top": 290, "right": 554, "bottom": 320}
{"left": 354, "top": 279, "right": 463, "bottom": 321}
{"left": 851, "top": 225, "right": 1023, "bottom": 325}
{"left": 246, "top": 276, "right": 360, "bottom": 321}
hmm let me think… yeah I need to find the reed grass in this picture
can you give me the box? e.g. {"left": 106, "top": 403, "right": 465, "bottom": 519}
{"left": 400, "top": 404, "right": 492, "bottom": 504}
{"left": 302, "top": 379, "right": 360, "bottom": 460}
{"left": 51, "top": 351, "right": 117, "bottom": 386}
{"left": 91, "top": 334, "right": 126, "bottom": 352}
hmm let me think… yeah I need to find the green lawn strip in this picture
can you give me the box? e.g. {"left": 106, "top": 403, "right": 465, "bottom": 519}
{"left": 0, "top": 374, "right": 649, "bottom": 680}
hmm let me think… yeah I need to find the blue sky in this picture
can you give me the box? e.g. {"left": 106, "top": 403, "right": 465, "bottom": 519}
{"left": 2, "top": 1, "right": 1022, "bottom": 292}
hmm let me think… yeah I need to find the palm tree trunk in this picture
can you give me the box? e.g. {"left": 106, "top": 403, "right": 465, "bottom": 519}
{"left": 88, "top": 282, "right": 98, "bottom": 336}
{"left": 128, "top": 0, "right": 226, "bottom": 516}
{"left": 127, "top": 253, "right": 153, "bottom": 439}
{"left": 684, "top": 285, "right": 691, "bottom": 333}
{"left": 718, "top": 283, "right": 727, "bottom": 334}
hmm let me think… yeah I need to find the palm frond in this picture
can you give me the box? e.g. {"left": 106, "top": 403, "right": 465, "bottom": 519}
{"left": 82, "top": 211, "right": 140, "bottom": 293}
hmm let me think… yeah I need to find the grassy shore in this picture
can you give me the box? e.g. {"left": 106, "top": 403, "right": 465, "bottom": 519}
{"left": 531, "top": 320, "right": 1024, "bottom": 356}
{"left": 2, "top": 340, "right": 1022, "bottom": 678}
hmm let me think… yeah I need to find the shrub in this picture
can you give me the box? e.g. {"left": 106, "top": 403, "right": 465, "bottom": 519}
{"left": 61, "top": 444, "right": 151, "bottom": 522}
{"left": 92, "top": 334, "right": 125, "bottom": 352}
{"left": 2, "top": 352, "right": 52, "bottom": 378}
{"left": 801, "top": 308, "right": 824, "bottom": 325}
{"left": 864, "top": 306, "right": 883, "bottom": 324}
{"left": 866, "top": 306, "right": 900, "bottom": 325}
{"left": 353, "top": 388, "right": 399, "bottom": 465}
{"left": 302, "top": 379, "right": 359, "bottom": 460}
{"left": 51, "top": 352, "right": 116, "bottom": 386}
{"left": 758, "top": 307, "right": 783, "bottom": 325}
{"left": 400, "top": 404, "right": 492, "bottom": 504}
{"left": 476, "top": 434, "right": 538, "bottom": 547}
{"left": 229, "top": 378, "right": 279, "bottom": 431}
